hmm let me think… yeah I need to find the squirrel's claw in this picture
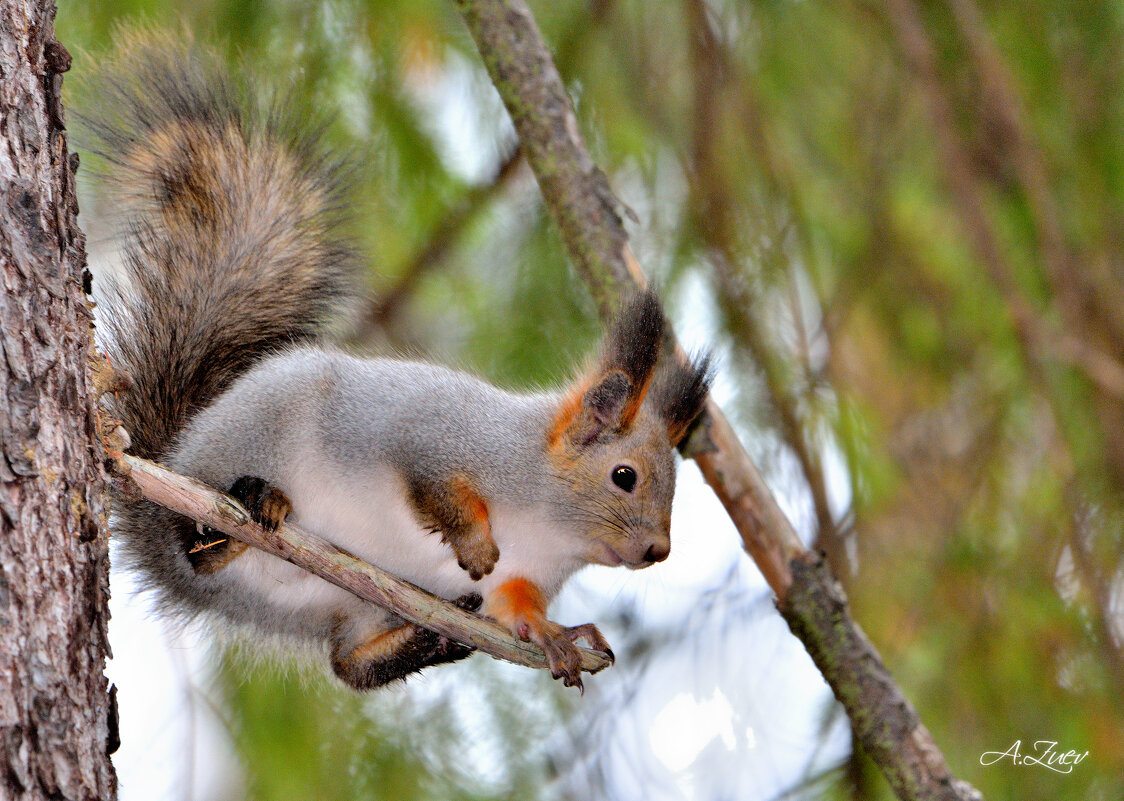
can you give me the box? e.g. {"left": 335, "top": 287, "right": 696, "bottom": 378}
{"left": 563, "top": 622, "right": 613, "bottom": 661}
{"left": 521, "top": 620, "right": 613, "bottom": 691}
{"left": 453, "top": 592, "right": 484, "bottom": 612}
{"left": 535, "top": 632, "right": 584, "bottom": 691}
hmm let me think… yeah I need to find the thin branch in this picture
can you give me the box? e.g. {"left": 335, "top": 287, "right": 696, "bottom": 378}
{"left": 452, "top": 1, "right": 982, "bottom": 799}
{"left": 947, "top": 0, "right": 1124, "bottom": 356}
{"left": 115, "top": 454, "right": 612, "bottom": 676}
{"left": 682, "top": 0, "right": 844, "bottom": 573}
{"left": 360, "top": 145, "right": 524, "bottom": 336}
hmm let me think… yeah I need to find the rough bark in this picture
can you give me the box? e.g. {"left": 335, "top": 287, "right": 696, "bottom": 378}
{"left": 0, "top": 2, "right": 117, "bottom": 800}
{"left": 451, "top": 0, "right": 983, "bottom": 799}
{"left": 780, "top": 553, "right": 982, "bottom": 801}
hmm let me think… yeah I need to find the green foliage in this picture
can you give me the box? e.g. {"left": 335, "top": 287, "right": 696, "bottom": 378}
{"left": 218, "top": 648, "right": 560, "bottom": 801}
{"left": 64, "top": 0, "right": 1124, "bottom": 799}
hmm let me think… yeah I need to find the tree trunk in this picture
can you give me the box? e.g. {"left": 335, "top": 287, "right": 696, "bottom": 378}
{"left": 0, "top": 1, "right": 117, "bottom": 799}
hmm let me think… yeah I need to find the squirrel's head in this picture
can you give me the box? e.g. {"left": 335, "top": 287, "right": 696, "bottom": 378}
{"left": 547, "top": 290, "right": 712, "bottom": 569}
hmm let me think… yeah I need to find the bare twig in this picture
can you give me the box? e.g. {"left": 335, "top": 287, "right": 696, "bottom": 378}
{"left": 947, "top": 0, "right": 1124, "bottom": 356}
{"left": 361, "top": 145, "right": 524, "bottom": 336}
{"left": 116, "top": 454, "right": 612, "bottom": 676}
{"left": 452, "top": 1, "right": 982, "bottom": 798}
{"left": 682, "top": 0, "right": 844, "bottom": 572}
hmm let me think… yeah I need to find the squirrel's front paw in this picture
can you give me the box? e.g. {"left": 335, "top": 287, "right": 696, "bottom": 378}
{"left": 229, "top": 475, "right": 292, "bottom": 531}
{"left": 451, "top": 530, "right": 500, "bottom": 581}
{"left": 516, "top": 619, "right": 614, "bottom": 693}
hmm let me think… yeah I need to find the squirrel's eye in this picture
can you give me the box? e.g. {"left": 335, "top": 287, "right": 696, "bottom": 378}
{"left": 611, "top": 465, "right": 637, "bottom": 492}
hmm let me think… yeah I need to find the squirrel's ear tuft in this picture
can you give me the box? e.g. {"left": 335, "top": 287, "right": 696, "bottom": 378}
{"left": 579, "top": 370, "right": 633, "bottom": 446}
{"left": 600, "top": 289, "right": 664, "bottom": 428}
{"left": 549, "top": 290, "right": 666, "bottom": 449}
{"left": 652, "top": 351, "right": 714, "bottom": 446}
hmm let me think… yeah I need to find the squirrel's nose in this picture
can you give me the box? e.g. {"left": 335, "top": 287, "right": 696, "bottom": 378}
{"left": 644, "top": 542, "right": 670, "bottom": 563}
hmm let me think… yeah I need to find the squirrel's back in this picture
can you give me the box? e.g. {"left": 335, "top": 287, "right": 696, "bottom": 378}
{"left": 85, "top": 34, "right": 357, "bottom": 460}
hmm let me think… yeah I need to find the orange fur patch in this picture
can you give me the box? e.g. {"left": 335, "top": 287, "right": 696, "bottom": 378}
{"left": 666, "top": 417, "right": 691, "bottom": 447}
{"left": 450, "top": 475, "right": 490, "bottom": 529}
{"left": 488, "top": 578, "right": 547, "bottom": 628}
{"left": 341, "top": 624, "right": 416, "bottom": 667}
{"left": 547, "top": 383, "right": 587, "bottom": 448}
{"left": 618, "top": 370, "right": 654, "bottom": 430}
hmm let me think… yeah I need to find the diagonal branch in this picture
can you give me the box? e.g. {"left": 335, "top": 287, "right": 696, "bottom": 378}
{"left": 360, "top": 145, "right": 524, "bottom": 337}
{"left": 452, "top": 0, "right": 982, "bottom": 799}
{"left": 115, "top": 454, "right": 612, "bottom": 676}
{"left": 946, "top": 0, "right": 1124, "bottom": 356}
{"left": 682, "top": 0, "right": 844, "bottom": 572}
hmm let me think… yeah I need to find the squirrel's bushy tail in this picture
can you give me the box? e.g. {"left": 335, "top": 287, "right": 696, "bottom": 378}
{"left": 85, "top": 34, "right": 357, "bottom": 460}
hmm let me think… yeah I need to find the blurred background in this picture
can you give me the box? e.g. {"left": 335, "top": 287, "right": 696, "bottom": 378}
{"left": 61, "top": 0, "right": 1124, "bottom": 799}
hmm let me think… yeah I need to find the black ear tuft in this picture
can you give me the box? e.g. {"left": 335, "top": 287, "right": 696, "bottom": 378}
{"left": 552, "top": 290, "right": 670, "bottom": 448}
{"left": 604, "top": 289, "right": 664, "bottom": 393}
{"left": 654, "top": 351, "right": 715, "bottom": 446}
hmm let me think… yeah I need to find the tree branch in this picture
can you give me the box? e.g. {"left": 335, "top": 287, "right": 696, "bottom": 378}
{"left": 115, "top": 454, "right": 612, "bottom": 676}
{"left": 682, "top": 0, "right": 845, "bottom": 573}
{"left": 358, "top": 145, "right": 524, "bottom": 339}
{"left": 452, "top": 0, "right": 982, "bottom": 798}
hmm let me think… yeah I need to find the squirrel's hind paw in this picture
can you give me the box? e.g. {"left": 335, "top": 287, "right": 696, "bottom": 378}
{"left": 186, "top": 474, "right": 290, "bottom": 574}
{"left": 186, "top": 521, "right": 249, "bottom": 574}
{"left": 521, "top": 620, "right": 614, "bottom": 692}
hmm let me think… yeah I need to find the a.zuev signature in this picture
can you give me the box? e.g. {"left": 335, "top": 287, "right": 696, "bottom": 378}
{"left": 979, "top": 740, "right": 1089, "bottom": 774}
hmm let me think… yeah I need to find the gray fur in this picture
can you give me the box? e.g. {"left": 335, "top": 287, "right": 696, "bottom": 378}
{"left": 91, "top": 39, "right": 713, "bottom": 688}
{"left": 170, "top": 349, "right": 561, "bottom": 505}
{"left": 127, "top": 349, "right": 561, "bottom": 636}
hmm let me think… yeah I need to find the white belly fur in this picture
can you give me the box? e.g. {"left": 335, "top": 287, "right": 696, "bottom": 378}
{"left": 222, "top": 462, "right": 588, "bottom": 622}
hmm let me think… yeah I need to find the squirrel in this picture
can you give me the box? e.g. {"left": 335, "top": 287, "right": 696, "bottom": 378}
{"left": 86, "top": 37, "right": 712, "bottom": 692}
